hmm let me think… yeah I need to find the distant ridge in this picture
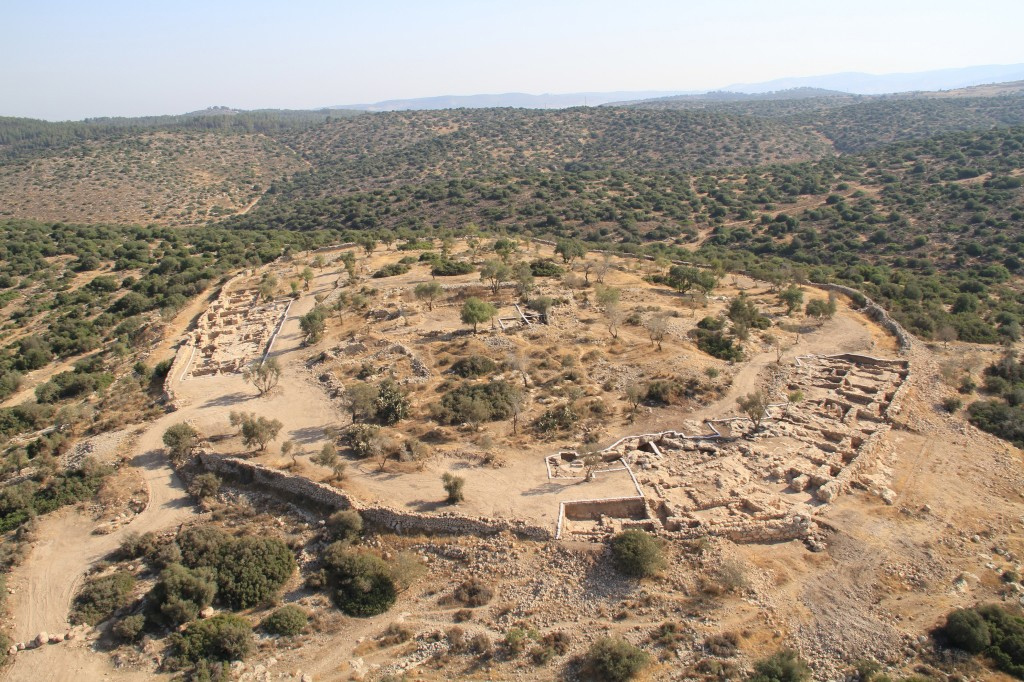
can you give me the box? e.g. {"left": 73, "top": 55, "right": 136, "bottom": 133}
{"left": 606, "top": 87, "right": 853, "bottom": 107}
{"left": 325, "top": 64, "right": 1024, "bottom": 113}
{"left": 723, "top": 63, "right": 1024, "bottom": 95}
{"left": 327, "top": 91, "right": 692, "bottom": 111}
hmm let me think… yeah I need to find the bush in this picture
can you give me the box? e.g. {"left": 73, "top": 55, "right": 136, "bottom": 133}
{"left": 71, "top": 571, "right": 136, "bottom": 625}
{"left": 326, "top": 509, "right": 363, "bottom": 543}
{"left": 942, "top": 608, "right": 990, "bottom": 654}
{"left": 610, "top": 530, "right": 664, "bottom": 578}
{"left": 177, "top": 527, "right": 296, "bottom": 610}
{"left": 163, "top": 423, "right": 199, "bottom": 461}
{"left": 321, "top": 543, "right": 397, "bottom": 617}
{"left": 690, "top": 328, "right": 743, "bottom": 361}
{"left": 113, "top": 614, "right": 146, "bottom": 642}
{"left": 941, "top": 397, "right": 963, "bottom": 413}
{"left": 449, "top": 355, "right": 498, "bottom": 378}
{"left": 534, "top": 403, "right": 579, "bottom": 433}
{"left": 976, "top": 603, "right": 1024, "bottom": 677}
{"left": 118, "top": 531, "right": 159, "bottom": 560}
{"left": 585, "top": 637, "right": 650, "bottom": 681}
{"left": 747, "top": 649, "right": 811, "bottom": 682}
{"left": 451, "top": 577, "right": 493, "bottom": 607}
{"left": 372, "top": 262, "right": 412, "bottom": 278}
{"left": 435, "top": 381, "right": 519, "bottom": 425}
{"left": 261, "top": 605, "right": 308, "bottom": 637}
{"left": 172, "top": 613, "right": 254, "bottom": 664}
{"left": 344, "top": 423, "right": 381, "bottom": 457}
{"left": 431, "top": 259, "right": 475, "bottom": 276}
{"left": 149, "top": 563, "right": 218, "bottom": 627}
{"left": 374, "top": 378, "right": 409, "bottom": 426}
{"left": 529, "top": 259, "right": 563, "bottom": 277}
{"left": 189, "top": 473, "right": 221, "bottom": 500}
{"left": 442, "top": 472, "right": 465, "bottom": 504}
{"left": 212, "top": 537, "right": 296, "bottom": 609}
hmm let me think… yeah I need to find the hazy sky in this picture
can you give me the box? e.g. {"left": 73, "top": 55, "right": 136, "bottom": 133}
{"left": 4, "top": 0, "right": 1023, "bottom": 120}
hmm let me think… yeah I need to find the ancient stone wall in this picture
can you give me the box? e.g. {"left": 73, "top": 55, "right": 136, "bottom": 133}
{"left": 198, "top": 453, "right": 552, "bottom": 541}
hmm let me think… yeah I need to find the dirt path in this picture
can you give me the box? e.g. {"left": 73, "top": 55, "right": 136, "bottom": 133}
{"left": 3, "top": 414, "right": 199, "bottom": 681}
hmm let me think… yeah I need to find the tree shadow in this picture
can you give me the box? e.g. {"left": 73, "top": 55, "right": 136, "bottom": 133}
{"left": 287, "top": 425, "right": 330, "bottom": 445}
{"left": 521, "top": 481, "right": 568, "bottom": 497}
{"left": 202, "top": 392, "right": 252, "bottom": 408}
{"left": 409, "top": 499, "right": 448, "bottom": 513}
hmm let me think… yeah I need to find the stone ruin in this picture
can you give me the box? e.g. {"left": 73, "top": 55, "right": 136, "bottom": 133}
{"left": 553, "top": 353, "right": 910, "bottom": 544}
{"left": 186, "top": 286, "right": 290, "bottom": 378}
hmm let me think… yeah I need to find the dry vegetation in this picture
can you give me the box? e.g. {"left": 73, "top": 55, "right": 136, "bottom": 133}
{"left": 0, "top": 131, "right": 305, "bottom": 226}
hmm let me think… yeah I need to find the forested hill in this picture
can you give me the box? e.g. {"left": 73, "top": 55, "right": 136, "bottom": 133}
{"left": 3, "top": 92, "right": 1024, "bottom": 345}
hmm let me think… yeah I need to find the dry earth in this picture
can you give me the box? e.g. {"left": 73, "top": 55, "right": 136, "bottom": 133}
{"left": 4, "top": 243, "right": 1024, "bottom": 681}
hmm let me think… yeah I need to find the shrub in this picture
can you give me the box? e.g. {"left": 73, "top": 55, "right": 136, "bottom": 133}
{"left": 976, "top": 603, "right": 1024, "bottom": 677}
{"left": 71, "top": 571, "right": 136, "bottom": 625}
{"left": 189, "top": 473, "right": 221, "bottom": 500}
{"left": 691, "top": 329, "right": 743, "bottom": 361}
{"left": 213, "top": 537, "right": 296, "bottom": 609}
{"left": 117, "top": 531, "right": 159, "bottom": 560}
{"left": 942, "top": 608, "right": 990, "bottom": 654}
{"left": 113, "top": 613, "right": 146, "bottom": 642}
{"left": 322, "top": 543, "right": 397, "bottom": 617}
{"left": 585, "top": 637, "right": 650, "bottom": 682}
{"left": 177, "top": 528, "right": 295, "bottom": 610}
{"left": 162, "top": 423, "right": 199, "bottom": 461}
{"left": 435, "top": 381, "right": 518, "bottom": 425}
{"left": 326, "top": 509, "right": 363, "bottom": 543}
{"left": 450, "top": 355, "right": 498, "bottom": 378}
{"left": 534, "top": 403, "right": 579, "bottom": 433}
{"left": 529, "top": 259, "right": 563, "bottom": 277}
{"left": 172, "top": 613, "right": 254, "bottom": 664}
{"left": 374, "top": 378, "right": 409, "bottom": 425}
{"left": 344, "top": 423, "right": 381, "bottom": 457}
{"left": 748, "top": 649, "right": 811, "bottom": 682}
{"left": 149, "top": 563, "right": 218, "bottom": 627}
{"left": 261, "top": 605, "right": 308, "bottom": 637}
{"left": 431, "top": 259, "right": 475, "bottom": 276}
{"left": 941, "top": 397, "right": 963, "bottom": 413}
{"left": 442, "top": 472, "right": 465, "bottom": 504}
{"left": 610, "top": 530, "right": 664, "bottom": 578}
{"left": 372, "top": 262, "right": 411, "bottom": 278}
{"left": 451, "top": 577, "right": 493, "bottom": 607}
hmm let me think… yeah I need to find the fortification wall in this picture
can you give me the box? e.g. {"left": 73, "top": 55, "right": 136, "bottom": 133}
{"left": 198, "top": 453, "right": 552, "bottom": 541}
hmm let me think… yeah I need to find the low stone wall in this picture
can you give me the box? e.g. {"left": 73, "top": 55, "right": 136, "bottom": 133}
{"left": 198, "top": 453, "right": 552, "bottom": 541}
{"left": 664, "top": 514, "right": 814, "bottom": 544}
{"left": 561, "top": 496, "right": 649, "bottom": 522}
{"left": 813, "top": 283, "right": 914, "bottom": 353}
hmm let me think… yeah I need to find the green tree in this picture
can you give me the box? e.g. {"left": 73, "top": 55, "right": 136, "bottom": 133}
{"left": 778, "top": 286, "right": 804, "bottom": 315}
{"left": 345, "top": 382, "right": 379, "bottom": 423}
{"left": 460, "top": 297, "right": 497, "bottom": 333}
{"left": 299, "top": 306, "right": 328, "bottom": 345}
{"left": 480, "top": 260, "right": 511, "bottom": 295}
{"left": 243, "top": 357, "right": 281, "bottom": 396}
{"left": 737, "top": 390, "right": 770, "bottom": 431}
{"left": 240, "top": 414, "right": 283, "bottom": 451}
{"left": 555, "top": 238, "right": 586, "bottom": 265}
{"left": 413, "top": 281, "right": 442, "bottom": 310}
{"left": 163, "top": 423, "right": 199, "bottom": 461}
